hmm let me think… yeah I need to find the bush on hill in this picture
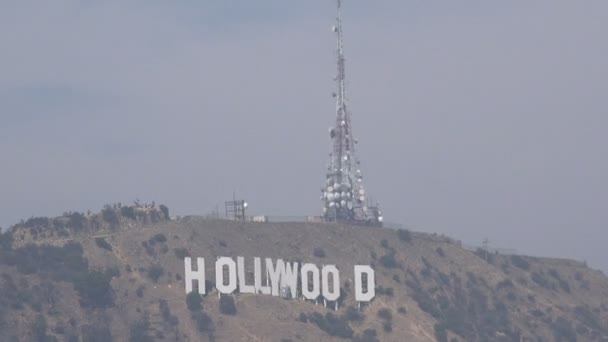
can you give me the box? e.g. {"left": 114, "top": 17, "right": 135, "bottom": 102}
{"left": 573, "top": 306, "right": 604, "bottom": 333}
{"left": 344, "top": 306, "right": 364, "bottom": 322}
{"left": 159, "top": 299, "right": 179, "bottom": 326}
{"left": 6, "top": 242, "right": 88, "bottom": 281}
{"left": 64, "top": 212, "right": 87, "bottom": 231}
{"left": 406, "top": 280, "right": 441, "bottom": 320}
{"left": 219, "top": 296, "right": 237, "bottom": 315}
{"left": 32, "top": 314, "right": 58, "bottom": 342}
{"left": 120, "top": 206, "right": 137, "bottom": 220}
{"left": 104, "top": 266, "right": 120, "bottom": 279}
{"left": 379, "top": 253, "right": 400, "bottom": 269}
{"left": 129, "top": 318, "right": 154, "bottom": 342}
{"left": 378, "top": 308, "right": 392, "bottom": 321}
{"left": 186, "top": 292, "right": 202, "bottom": 311}
{"left": 82, "top": 325, "right": 112, "bottom": 342}
{"left": 193, "top": 311, "right": 214, "bottom": 333}
{"left": 174, "top": 248, "right": 190, "bottom": 260}
{"left": 531, "top": 272, "right": 552, "bottom": 290}
{"left": 496, "top": 279, "right": 514, "bottom": 290}
{"left": 510, "top": 255, "right": 530, "bottom": 271}
{"left": 0, "top": 231, "right": 12, "bottom": 248}
{"left": 159, "top": 205, "right": 170, "bottom": 220}
{"left": 308, "top": 312, "right": 353, "bottom": 339}
{"left": 1, "top": 241, "right": 117, "bottom": 310}
{"left": 353, "top": 329, "right": 379, "bottom": 342}
{"left": 398, "top": 229, "right": 412, "bottom": 242}
{"left": 551, "top": 317, "right": 577, "bottom": 342}
{"left": 23, "top": 217, "right": 51, "bottom": 228}
{"left": 95, "top": 238, "right": 112, "bottom": 252}
{"left": 474, "top": 248, "right": 495, "bottom": 264}
{"left": 102, "top": 206, "right": 120, "bottom": 229}
{"left": 376, "top": 286, "right": 394, "bottom": 297}
{"left": 313, "top": 247, "right": 326, "bottom": 258}
{"left": 548, "top": 269, "right": 572, "bottom": 293}
{"left": 379, "top": 307, "right": 394, "bottom": 333}
{"left": 434, "top": 323, "right": 448, "bottom": 342}
{"left": 135, "top": 285, "right": 144, "bottom": 298}
{"left": 146, "top": 265, "right": 164, "bottom": 283}
{"left": 74, "top": 270, "right": 114, "bottom": 308}
{"left": 150, "top": 233, "right": 167, "bottom": 245}
{"left": 436, "top": 247, "right": 446, "bottom": 257}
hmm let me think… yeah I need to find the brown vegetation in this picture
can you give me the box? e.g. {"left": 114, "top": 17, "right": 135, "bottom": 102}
{"left": 1, "top": 209, "right": 607, "bottom": 341}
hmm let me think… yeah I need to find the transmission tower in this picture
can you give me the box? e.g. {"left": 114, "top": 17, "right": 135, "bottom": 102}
{"left": 321, "top": 0, "right": 382, "bottom": 226}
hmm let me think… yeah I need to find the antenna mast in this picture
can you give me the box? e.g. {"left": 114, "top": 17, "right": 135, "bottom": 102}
{"left": 321, "top": 0, "right": 382, "bottom": 226}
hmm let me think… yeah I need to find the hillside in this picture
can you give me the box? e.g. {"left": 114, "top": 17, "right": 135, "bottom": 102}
{"left": 1, "top": 205, "right": 608, "bottom": 342}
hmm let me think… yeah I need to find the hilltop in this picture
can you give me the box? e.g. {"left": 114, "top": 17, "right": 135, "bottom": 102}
{"left": 1, "top": 205, "right": 608, "bottom": 341}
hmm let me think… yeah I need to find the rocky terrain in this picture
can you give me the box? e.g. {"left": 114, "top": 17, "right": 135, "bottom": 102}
{"left": 1, "top": 205, "right": 608, "bottom": 341}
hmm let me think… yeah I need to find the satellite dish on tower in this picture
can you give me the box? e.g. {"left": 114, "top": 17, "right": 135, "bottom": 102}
{"left": 319, "top": 0, "right": 383, "bottom": 227}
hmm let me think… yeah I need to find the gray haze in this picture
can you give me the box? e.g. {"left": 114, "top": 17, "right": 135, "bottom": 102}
{"left": 1, "top": 1, "right": 607, "bottom": 271}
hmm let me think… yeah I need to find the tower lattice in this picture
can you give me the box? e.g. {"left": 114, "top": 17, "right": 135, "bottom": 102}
{"left": 321, "top": 0, "right": 382, "bottom": 226}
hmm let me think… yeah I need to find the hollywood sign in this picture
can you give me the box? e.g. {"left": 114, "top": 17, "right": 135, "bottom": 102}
{"left": 184, "top": 256, "right": 376, "bottom": 304}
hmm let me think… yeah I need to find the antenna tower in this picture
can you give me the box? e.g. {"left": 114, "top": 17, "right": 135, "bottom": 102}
{"left": 321, "top": 0, "right": 382, "bottom": 226}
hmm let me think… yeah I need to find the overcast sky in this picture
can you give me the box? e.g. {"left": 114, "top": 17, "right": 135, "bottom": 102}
{"left": 1, "top": 1, "right": 607, "bottom": 271}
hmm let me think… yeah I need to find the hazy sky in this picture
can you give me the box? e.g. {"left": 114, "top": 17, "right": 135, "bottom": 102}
{"left": 1, "top": 1, "right": 607, "bottom": 271}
